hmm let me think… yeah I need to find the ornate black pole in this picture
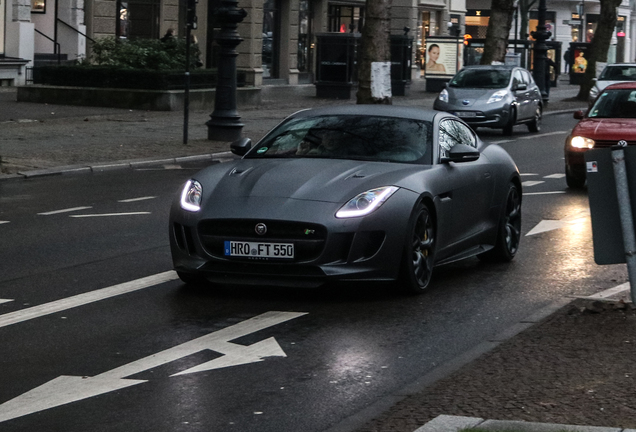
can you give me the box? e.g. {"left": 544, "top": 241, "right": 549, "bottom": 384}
{"left": 206, "top": 0, "right": 247, "bottom": 141}
{"left": 531, "top": 0, "right": 550, "bottom": 103}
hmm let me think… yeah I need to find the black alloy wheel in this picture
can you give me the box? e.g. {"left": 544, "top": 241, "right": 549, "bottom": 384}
{"left": 400, "top": 203, "right": 436, "bottom": 294}
{"left": 479, "top": 182, "right": 521, "bottom": 262}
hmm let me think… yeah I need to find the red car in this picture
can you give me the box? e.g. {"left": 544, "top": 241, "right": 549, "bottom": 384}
{"left": 565, "top": 81, "right": 636, "bottom": 188}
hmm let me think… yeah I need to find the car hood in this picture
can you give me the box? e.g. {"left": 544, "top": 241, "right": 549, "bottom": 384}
{"left": 574, "top": 118, "right": 636, "bottom": 140}
{"left": 446, "top": 87, "right": 503, "bottom": 106}
{"left": 193, "top": 158, "right": 431, "bottom": 204}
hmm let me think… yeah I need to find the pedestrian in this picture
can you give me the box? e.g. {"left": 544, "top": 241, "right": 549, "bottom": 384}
{"left": 544, "top": 56, "right": 556, "bottom": 97}
{"left": 563, "top": 48, "right": 572, "bottom": 74}
{"left": 160, "top": 28, "right": 175, "bottom": 43}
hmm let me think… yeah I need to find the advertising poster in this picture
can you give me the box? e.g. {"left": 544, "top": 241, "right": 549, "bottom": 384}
{"left": 573, "top": 49, "right": 588, "bottom": 74}
{"left": 424, "top": 38, "right": 462, "bottom": 78}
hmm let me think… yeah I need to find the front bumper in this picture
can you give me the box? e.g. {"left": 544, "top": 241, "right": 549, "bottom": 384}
{"left": 433, "top": 100, "right": 510, "bottom": 128}
{"left": 169, "top": 189, "right": 419, "bottom": 287}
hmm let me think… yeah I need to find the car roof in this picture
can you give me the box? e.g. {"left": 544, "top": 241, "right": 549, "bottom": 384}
{"left": 287, "top": 105, "right": 441, "bottom": 122}
{"left": 604, "top": 82, "right": 636, "bottom": 90}
{"left": 604, "top": 63, "right": 636, "bottom": 67}
{"left": 461, "top": 64, "right": 519, "bottom": 71}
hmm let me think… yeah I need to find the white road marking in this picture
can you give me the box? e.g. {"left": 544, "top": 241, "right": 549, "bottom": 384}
{"left": 0, "top": 271, "right": 178, "bottom": 329}
{"left": 526, "top": 209, "right": 590, "bottom": 236}
{"left": 38, "top": 206, "right": 92, "bottom": 216}
{"left": 0, "top": 221, "right": 9, "bottom": 225}
{"left": 522, "top": 181, "right": 545, "bottom": 187}
{"left": 520, "top": 173, "right": 539, "bottom": 176}
{"left": 544, "top": 173, "right": 566, "bottom": 179}
{"left": 524, "top": 191, "right": 567, "bottom": 196}
{"left": 70, "top": 212, "right": 151, "bottom": 218}
{"left": 489, "top": 140, "right": 515, "bottom": 144}
{"left": 0, "top": 299, "right": 14, "bottom": 305}
{"left": 118, "top": 196, "right": 157, "bottom": 203}
{"left": 518, "top": 131, "right": 568, "bottom": 140}
{"left": 585, "top": 282, "right": 630, "bottom": 300}
{"left": 0, "top": 311, "right": 307, "bottom": 423}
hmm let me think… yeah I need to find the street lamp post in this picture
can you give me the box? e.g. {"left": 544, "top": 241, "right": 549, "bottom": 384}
{"left": 206, "top": 0, "right": 247, "bottom": 142}
{"left": 531, "top": 0, "right": 550, "bottom": 103}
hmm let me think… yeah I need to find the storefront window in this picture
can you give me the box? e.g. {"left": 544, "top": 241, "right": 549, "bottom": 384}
{"left": 465, "top": 10, "right": 489, "bottom": 39}
{"left": 298, "top": 0, "right": 311, "bottom": 76}
{"left": 262, "top": 0, "right": 279, "bottom": 78}
{"left": 0, "top": 0, "right": 5, "bottom": 55}
{"left": 328, "top": 5, "right": 363, "bottom": 33}
{"left": 117, "top": 0, "right": 160, "bottom": 39}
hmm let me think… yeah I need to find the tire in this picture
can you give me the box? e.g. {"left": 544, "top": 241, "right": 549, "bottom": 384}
{"left": 399, "top": 203, "right": 436, "bottom": 294}
{"left": 527, "top": 106, "right": 542, "bottom": 133}
{"left": 479, "top": 182, "right": 521, "bottom": 262}
{"left": 503, "top": 108, "right": 516, "bottom": 136}
{"left": 177, "top": 271, "right": 207, "bottom": 286}
{"left": 565, "top": 165, "right": 586, "bottom": 189}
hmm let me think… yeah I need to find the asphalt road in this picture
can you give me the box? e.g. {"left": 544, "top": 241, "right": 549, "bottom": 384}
{"left": 0, "top": 113, "right": 628, "bottom": 432}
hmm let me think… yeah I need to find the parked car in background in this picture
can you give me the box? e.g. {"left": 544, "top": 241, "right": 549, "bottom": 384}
{"left": 433, "top": 65, "right": 542, "bottom": 136}
{"left": 565, "top": 82, "right": 636, "bottom": 188}
{"left": 589, "top": 63, "right": 636, "bottom": 105}
{"left": 170, "top": 106, "right": 522, "bottom": 294}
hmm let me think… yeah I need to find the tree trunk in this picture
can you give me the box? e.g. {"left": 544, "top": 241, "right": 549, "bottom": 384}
{"left": 480, "top": 0, "right": 516, "bottom": 65}
{"left": 356, "top": 0, "right": 392, "bottom": 104}
{"left": 576, "top": 0, "right": 622, "bottom": 100}
{"left": 518, "top": 0, "right": 536, "bottom": 40}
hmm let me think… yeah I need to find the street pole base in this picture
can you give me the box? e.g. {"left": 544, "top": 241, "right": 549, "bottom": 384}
{"left": 207, "top": 122, "right": 244, "bottom": 142}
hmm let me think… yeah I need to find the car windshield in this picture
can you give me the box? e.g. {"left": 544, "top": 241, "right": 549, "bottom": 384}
{"left": 449, "top": 69, "right": 511, "bottom": 89}
{"left": 588, "top": 89, "right": 636, "bottom": 118}
{"left": 246, "top": 115, "right": 433, "bottom": 164}
{"left": 598, "top": 66, "right": 636, "bottom": 81}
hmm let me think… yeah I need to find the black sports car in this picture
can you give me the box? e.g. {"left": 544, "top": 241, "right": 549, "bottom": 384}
{"left": 170, "top": 105, "right": 522, "bottom": 294}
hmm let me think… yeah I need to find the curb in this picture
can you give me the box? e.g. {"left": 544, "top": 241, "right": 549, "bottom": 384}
{"left": 416, "top": 415, "right": 635, "bottom": 432}
{"left": 0, "top": 108, "right": 585, "bottom": 183}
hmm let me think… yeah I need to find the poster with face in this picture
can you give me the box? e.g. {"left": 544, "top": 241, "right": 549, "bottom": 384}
{"left": 424, "top": 39, "right": 461, "bottom": 77}
{"left": 573, "top": 49, "right": 587, "bottom": 73}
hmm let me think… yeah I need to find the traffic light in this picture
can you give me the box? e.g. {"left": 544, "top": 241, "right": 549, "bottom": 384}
{"left": 187, "top": 0, "right": 198, "bottom": 30}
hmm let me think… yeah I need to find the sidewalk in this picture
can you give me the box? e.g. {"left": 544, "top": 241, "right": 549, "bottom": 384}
{"left": 0, "top": 78, "right": 586, "bottom": 178}
{"left": 3, "top": 78, "right": 631, "bottom": 432}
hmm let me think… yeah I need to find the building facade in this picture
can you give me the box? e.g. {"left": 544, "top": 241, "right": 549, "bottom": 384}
{"left": 1, "top": 0, "right": 635, "bottom": 87}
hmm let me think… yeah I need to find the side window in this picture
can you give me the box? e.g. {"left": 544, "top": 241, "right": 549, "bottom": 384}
{"left": 439, "top": 119, "right": 477, "bottom": 159}
{"left": 513, "top": 70, "right": 524, "bottom": 88}
{"left": 522, "top": 70, "right": 533, "bottom": 85}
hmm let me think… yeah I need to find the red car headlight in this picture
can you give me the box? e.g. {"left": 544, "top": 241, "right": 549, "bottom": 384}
{"left": 570, "top": 136, "right": 595, "bottom": 149}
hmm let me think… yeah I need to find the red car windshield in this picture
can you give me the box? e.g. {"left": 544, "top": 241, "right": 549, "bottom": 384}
{"left": 589, "top": 89, "right": 636, "bottom": 118}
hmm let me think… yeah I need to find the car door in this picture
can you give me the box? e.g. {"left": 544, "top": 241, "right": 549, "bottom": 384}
{"left": 437, "top": 119, "right": 495, "bottom": 255}
{"left": 512, "top": 68, "right": 532, "bottom": 120}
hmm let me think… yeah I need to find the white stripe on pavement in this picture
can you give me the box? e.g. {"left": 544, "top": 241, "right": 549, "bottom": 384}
{"left": 518, "top": 131, "right": 568, "bottom": 140}
{"left": 38, "top": 206, "right": 92, "bottom": 216}
{"left": 0, "top": 299, "right": 14, "bottom": 305}
{"left": 524, "top": 191, "right": 567, "bottom": 196}
{"left": 118, "top": 196, "right": 157, "bottom": 203}
{"left": 0, "top": 221, "right": 9, "bottom": 225}
{"left": 0, "top": 271, "right": 178, "bottom": 328}
{"left": 70, "top": 212, "right": 151, "bottom": 218}
{"left": 522, "top": 181, "right": 545, "bottom": 187}
{"left": 544, "top": 174, "right": 566, "bottom": 179}
{"left": 585, "top": 283, "right": 631, "bottom": 300}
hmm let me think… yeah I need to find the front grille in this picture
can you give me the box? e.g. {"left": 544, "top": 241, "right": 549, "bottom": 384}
{"left": 198, "top": 219, "right": 327, "bottom": 262}
{"left": 594, "top": 140, "right": 636, "bottom": 148}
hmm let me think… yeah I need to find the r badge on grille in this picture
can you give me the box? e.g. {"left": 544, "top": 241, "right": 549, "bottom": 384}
{"left": 255, "top": 223, "right": 267, "bottom": 235}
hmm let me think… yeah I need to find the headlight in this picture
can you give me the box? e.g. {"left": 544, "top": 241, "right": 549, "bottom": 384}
{"left": 570, "top": 136, "right": 595, "bottom": 149}
{"left": 180, "top": 180, "right": 203, "bottom": 212}
{"left": 487, "top": 90, "right": 507, "bottom": 104}
{"left": 336, "top": 186, "right": 399, "bottom": 219}
{"left": 438, "top": 89, "right": 449, "bottom": 103}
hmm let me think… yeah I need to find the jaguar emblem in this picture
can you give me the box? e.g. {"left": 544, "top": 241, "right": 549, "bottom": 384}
{"left": 255, "top": 223, "right": 267, "bottom": 235}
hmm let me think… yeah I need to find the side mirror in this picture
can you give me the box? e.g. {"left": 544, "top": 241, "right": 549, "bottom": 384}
{"left": 441, "top": 144, "right": 480, "bottom": 164}
{"left": 514, "top": 83, "right": 528, "bottom": 91}
{"left": 230, "top": 137, "right": 252, "bottom": 156}
{"left": 573, "top": 110, "right": 585, "bottom": 120}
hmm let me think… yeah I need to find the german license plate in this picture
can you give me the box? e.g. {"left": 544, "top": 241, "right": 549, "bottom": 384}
{"left": 224, "top": 241, "right": 294, "bottom": 259}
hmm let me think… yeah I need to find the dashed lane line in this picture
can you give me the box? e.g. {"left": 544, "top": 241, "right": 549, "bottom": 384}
{"left": 0, "top": 271, "right": 179, "bottom": 329}
{"left": 118, "top": 196, "right": 157, "bottom": 203}
{"left": 544, "top": 173, "right": 566, "bottom": 179}
{"left": 37, "top": 206, "right": 92, "bottom": 216}
{"left": 0, "top": 299, "right": 13, "bottom": 305}
{"left": 0, "top": 221, "right": 9, "bottom": 225}
{"left": 524, "top": 191, "right": 567, "bottom": 196}
{"left": 522, "top": 181, "right": 545, "bottom": 187}
{"left": 70, "top": 212, "right": 151, "bottom": 218}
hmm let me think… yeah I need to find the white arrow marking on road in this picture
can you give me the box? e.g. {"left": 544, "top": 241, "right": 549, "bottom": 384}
{"left": 0, "top": 311, "right": 306, "bottom": 423}
{"left": 526, "top": 209, "right": 590, "bottom": 236}
{"left": 0, "top": 299, "right": 13, "bottom": 305}
{"left": 38, "top": 206, "right": 93, "bottom": 215}
{"left": 0, "top": 271, "right": 178, "bottom": 328}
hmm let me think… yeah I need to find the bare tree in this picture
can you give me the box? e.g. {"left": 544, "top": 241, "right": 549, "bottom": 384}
{"left": 356, "top": 0, "right": 392, "bottom": 104}
{"left": 576, "top": 0, "right": 622, "bottom": 100}
{"left": 480, "top": 0, "right": 516, "bottom": 64}
{"left": 517, "top": 0, "right": 537, "bottom": 40}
